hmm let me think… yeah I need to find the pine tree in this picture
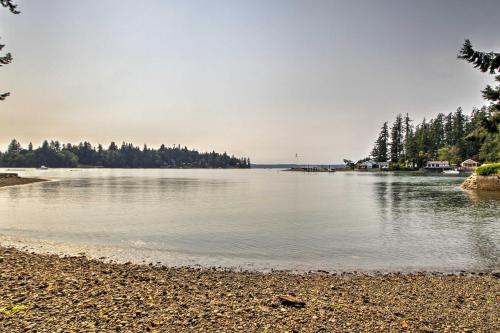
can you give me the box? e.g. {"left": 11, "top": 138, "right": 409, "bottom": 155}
{"left": 458, "top": 39, "right": 499, "bottom": 133}
{"left": 389, "top": 114, "right": 404, "bottom": 163}
{"left": 429, "top": 113, "right": 445, "bottom": 156}
{"left": 1, "top": 1, "right": 20, "bottom": 101}
{"left": 452, "top": 107, "right": 467, "bottom": 159}
{"left": 444, "top": 113, "right": 453, "bottom": 145}
{"left": 7, "top": 138, "right": 21, "bottom": 154}
{"left": 371, "top": 122, "right": 389, "bottom": 162}
{"left": 458, "top": 39, "right": 500, "bottom": 74}
{"left": 402, "top": 113, "right": 412, "bottom": 161}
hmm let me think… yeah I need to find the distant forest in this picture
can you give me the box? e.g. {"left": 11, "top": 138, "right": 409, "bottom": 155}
{"left": 369, "top": 106, "right": 498, "bottom": 168}
{"left": 366, "top": 40, "right": 499, "bottom": 169}
{"left": 0, "top": 140, "right": 251, "bottom": 169}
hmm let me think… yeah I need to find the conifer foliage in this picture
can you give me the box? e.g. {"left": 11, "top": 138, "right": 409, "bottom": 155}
{"left": 458, "top": 39, "right": 500, "bottom": 74}
{"left": 0, "top": 0, "right": 20, "bottom": 101}
{"left": 458, "top": 39, "right": 499, "bottom": 132}
{"left": 0, "top": 140, "right": 251, "bottom": 168}
{"left": 371, "top": 106, "right": 498, "bottom": 167}
{"left": 369, "top": 41, "right": 500, "bottom": 167}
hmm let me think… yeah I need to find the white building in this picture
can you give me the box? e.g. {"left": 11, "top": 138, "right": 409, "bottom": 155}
{"left": 425, "top": 161, "right": 450, "bottom": 169}
{"left": 460, "top": 159, "right": 479, "bottom": 170}
{"left": 359, "top": 160, "right": 376, "bottom": 169}
{"left": 358, "top": 160, "right": 391, "bottom": 169}
{"left": 378, "top": 162, "right": 390, "bottom": 169}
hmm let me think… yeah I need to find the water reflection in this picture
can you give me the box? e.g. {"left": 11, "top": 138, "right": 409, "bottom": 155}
{"left": 0, "top": 169, "right": 498, "bottom": 272}
{"left": 373, "top": 175, "right": 499, "bottom": 270}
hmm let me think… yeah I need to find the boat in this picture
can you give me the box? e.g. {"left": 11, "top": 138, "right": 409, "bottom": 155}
{"left": 443, "top": 169, "right": 459, "bottom": 175}
{"left": 37, "top": 165, "right": 49, "bottom": 170}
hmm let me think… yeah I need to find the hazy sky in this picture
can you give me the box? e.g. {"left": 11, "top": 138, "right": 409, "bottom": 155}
{"left": 1, "top": 0, "right": 499, "bottom": 163}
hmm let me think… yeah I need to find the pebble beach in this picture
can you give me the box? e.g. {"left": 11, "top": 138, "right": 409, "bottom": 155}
{"left": 0, "top": 246, "right": 498, "bottom": 332}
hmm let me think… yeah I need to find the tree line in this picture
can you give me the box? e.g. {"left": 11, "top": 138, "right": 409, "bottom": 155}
{"left": 0, "top": 140, "right": 251, "bottom": 169}
{"left": 370, "top": 106, "right": 498, "bottom": 168}
{"left": 368, "top": 40, "right": 499, "bottom": 169}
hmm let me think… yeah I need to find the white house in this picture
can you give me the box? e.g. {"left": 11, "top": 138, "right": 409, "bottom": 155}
{"left": 460, "top": 159, "right": 479, "bottom": 170}
{"left": 425, "top": 161, "right": 450, "bottom": 169}
{"left": 378, "top": 162, "right": 390, "bottom": 169}
{"left": 359, "top": 160, "right": 376, "bottom": 169}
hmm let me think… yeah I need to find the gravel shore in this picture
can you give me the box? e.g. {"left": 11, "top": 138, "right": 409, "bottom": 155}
{"left": 0, "top": 177, "right": 46, "bottom": 188}
{"left": 0, "top": 246, "right": 498, "bottom": 332}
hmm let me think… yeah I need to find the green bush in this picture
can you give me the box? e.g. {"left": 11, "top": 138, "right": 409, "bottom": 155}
{"left": 389, "top": 163, "right": 417, "bottom": 171}
{"left": 475, "top": 162, "right": 500, "bottom": 176}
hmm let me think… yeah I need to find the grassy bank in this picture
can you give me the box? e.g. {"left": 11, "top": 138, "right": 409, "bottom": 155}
{"left": 0, "top": 246, "right": 498, "bottom": 332}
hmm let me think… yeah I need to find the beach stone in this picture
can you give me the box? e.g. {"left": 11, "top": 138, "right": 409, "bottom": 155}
{"left": 0, "top": 246, "right": 498, "bottom": 332}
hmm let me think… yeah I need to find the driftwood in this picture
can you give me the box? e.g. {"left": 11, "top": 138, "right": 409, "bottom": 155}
{"left": 278, "top": 295, "right": 306, "bottom": 308}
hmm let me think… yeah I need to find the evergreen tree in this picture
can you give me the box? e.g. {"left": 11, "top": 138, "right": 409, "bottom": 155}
{"left": 389, "top": 114, "right": 404, "bottom": 163}
{"left": 444, "top": 113, "right": 453, "bottom": 145}
{"left": 1, "top": 0, "right": 20, "bottom": 101}
{"left": 479, "top": 132, "right": 500, "bottom": 162}
{"left": 7, "top": 138, "right": 21, "bottom": 154}
{"left": 402, "top": 113, "right": 412, "bottom": 160}
{"left": 458, "top": 39, "right": 499, "bottom": 132}
{"left": 371, "top": 122, "right": 389, "bottom": 162}
{"left": 429, "top": 113, "right": 445, "bottom": 157}
{"left": 452, "top": 107, "right": 467, "bottom": 159}
{"left": 108, "top": 142, "right": 118, "bottom": 151}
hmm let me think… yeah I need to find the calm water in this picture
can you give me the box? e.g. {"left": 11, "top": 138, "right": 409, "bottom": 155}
{"left": 0, "top": 168, "right": 499, "bottom": 272}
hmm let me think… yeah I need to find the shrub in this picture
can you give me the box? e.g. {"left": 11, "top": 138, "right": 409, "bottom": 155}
{"left": 475, "top": 162, "right": 500, "bottom": 176}
{"left": 389, "top": 163, "right": 416, "bottom": 171}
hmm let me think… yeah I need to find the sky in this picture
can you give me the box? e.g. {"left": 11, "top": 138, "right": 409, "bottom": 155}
{"left": 1, "top": 0, "right": 499, "bottom": 164}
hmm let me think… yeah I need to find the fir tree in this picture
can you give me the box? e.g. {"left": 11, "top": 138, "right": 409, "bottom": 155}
{"left": 0, "top": 0, "right": 20, "bottom": 101}
{"left": 371, "top": 122, "right": 389, "bottom": 162}
{"left": 389, "top": 114, "right": 404, "bottom": 163}
{"left": 444, "top": 113, "right": 453, "bottom": 145}
{"left": 402, "top": 113, "right": 412, "bottom": 161}
{"left": 458, "top": 39, "right": 499, "bottom": 133}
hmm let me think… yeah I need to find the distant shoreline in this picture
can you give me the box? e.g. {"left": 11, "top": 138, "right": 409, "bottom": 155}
{"left": 2, "top": 166, "right": 251, "bottom": 170}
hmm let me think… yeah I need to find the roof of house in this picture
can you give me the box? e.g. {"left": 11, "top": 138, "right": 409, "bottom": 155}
{"left": 461, "top": 159, "right": 478, "bottom": 164}
{"left": 426, "top": 161, "right": 449, "bottom": 164}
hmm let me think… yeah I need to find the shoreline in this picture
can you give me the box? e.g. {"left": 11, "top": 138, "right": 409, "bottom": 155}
{"left": 0, "top": 245, "right": 498, "bottom": 332}
{"left": 0, "top": 176, "right": 47, "bottom": 188}
{"left": 462, "top": 173, "right": 500, "bottom": 191}
{"left": 2, "top": 236, "right": 499, "bottom": 275}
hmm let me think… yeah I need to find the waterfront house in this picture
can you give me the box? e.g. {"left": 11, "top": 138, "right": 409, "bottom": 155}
{"left": 460, "top": 159, "right": 479, "bottom": 171}
{"left": 358, "top": 160, "right": 390, "bottom": 170}
{"left": 359, "top": 160, "right": 376, "bottom": 169}
{"left": 425, "top": 160, "right": 451, "bottom": 171}
{"left": 378, "top": 162, "right": 390, "bottom": 170}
